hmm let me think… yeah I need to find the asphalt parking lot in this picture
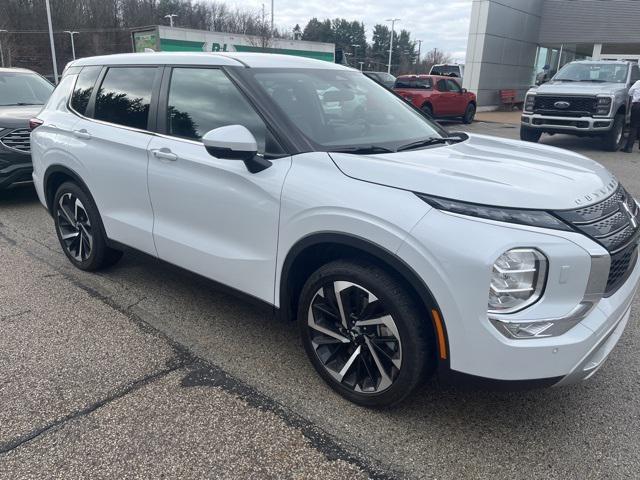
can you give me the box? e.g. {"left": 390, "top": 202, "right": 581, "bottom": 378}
{"left": 1, "top": 121, "right": 640, "bottom": 479}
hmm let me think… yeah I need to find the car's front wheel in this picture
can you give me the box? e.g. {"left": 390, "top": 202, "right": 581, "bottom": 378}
{"left": 421, "top": 104, "right": 433, "bottom": 118}
{"left": 520, "top": 125, "right": 542, "bottom": 143}
{"left": 54, "top": 181, "right": 122, "bottom": 271}
{"left": 462, "top": 103, "right": 476, "bottom": 124}
{"left": 603, "top": 113, "right": 624, "bottom": 151}
{"left": 298, "top": 260, "right": 435, "bottom": 407}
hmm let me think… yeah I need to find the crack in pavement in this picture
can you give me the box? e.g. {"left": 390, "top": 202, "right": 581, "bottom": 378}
{"left": 0, "top": 221, "right": 400, "bottom": 480}
{"left": 0, "top": 309, "right": 31, "bottom": 322}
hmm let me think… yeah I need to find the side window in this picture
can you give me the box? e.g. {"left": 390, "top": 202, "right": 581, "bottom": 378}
{"left": 94, "top": 67, "right": 156, "bottom": 130}
{"left": 446, "top": 79, "right": 462, "bottom": 93}
{"left": 436, "top": 79, "right": 448, "bottom": 92}
{"left": 167, "top": 68, "right": 268, "bottom": 152}
{"left": 70, "top": 66, "right": 101, "bottom": 116}
{"left": 631, "top": 65, "right": 640, "bottom": 83}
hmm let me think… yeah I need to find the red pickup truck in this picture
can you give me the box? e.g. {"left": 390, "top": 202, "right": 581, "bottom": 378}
{"left": 393, "top": 75, "right": 476, "bottom": 124}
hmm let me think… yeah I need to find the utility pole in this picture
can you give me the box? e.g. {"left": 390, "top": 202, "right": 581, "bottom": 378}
{"left": 0, "top": 30, "right": 6, "bottom": 68}
{"left": 351, "top": 44, "right": 360, "bottom": 67}
{"left": 64, "top": 31, "right": 79, "bottom": 60}
{"left": 416, "top": 39, "right": 422, "bottom": 73}
{"left": 164, "top": 14, "right": 178, "bottom": 28}
{"left": 45, "top": 0, "right": 58, "bottom": 84}
{"left": 386, "top": 18, "right": 400, "bottom": 74}
{"left": 271, "top": 0, "right": 274, "bottom": 36}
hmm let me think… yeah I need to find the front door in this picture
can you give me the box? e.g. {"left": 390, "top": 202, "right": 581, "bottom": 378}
{"left": 445, "top": 79, "right": 467, "bottom": 116}
{"left": 147, "top": 67, "right": 291, "bottom": 303}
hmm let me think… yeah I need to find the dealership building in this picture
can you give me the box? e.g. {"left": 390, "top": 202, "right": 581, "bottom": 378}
{"left": 464, "top": 0, "right": 640, "bottom": 107}
{"left": 131, "top": 26, "right": 335, "bottom": 62}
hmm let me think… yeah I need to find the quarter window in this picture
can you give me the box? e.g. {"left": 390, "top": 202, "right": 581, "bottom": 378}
{"left": 70, "top": 66, "right": 101, "bottom": 115}
{"left": 94, "top": 67, "right": 156, "bottom": 130}
{"left": 167, "top": 68, "right": 268, "bottom": 151}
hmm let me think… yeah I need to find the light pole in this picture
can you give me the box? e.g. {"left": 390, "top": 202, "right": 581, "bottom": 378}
{"left": 64, "top": 31, "right": 79, "bottom": 60}
{"left": 164, "top": 14, "right": 178, "bottom": 28}
{"left": 416, "top": 39, "right": 422, "bottom": 73}
{"left": 0, "top": 30, "right": 7, "bottom": 68}
{"left": 271, "top": 0, "right": 274, "bottom": 36}
{"left": 351, "top": 43, "right": 360, "bottom": 67}
{"left": 386, "top": 18, "right": 400, "bottom": 74}
{"left": 45, "top": 0, "right": 58, "bottom": 84}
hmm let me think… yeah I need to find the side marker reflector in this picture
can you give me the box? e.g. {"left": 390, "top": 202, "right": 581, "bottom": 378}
{"left": 431, "top": 309, "right": 447, "bottom": 360}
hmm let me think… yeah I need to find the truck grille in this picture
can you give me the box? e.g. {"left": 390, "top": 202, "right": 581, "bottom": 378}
{"left": 0, "top": 128, "right": 31, "bottom": 153}
{"left": 554, "top": 185, "right": 640, "bottom": 296}
{"left": 533, "top": 95, "right": 597, "bottom": 117}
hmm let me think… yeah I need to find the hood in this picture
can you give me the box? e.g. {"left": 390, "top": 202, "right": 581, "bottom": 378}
{"left": 0, "top": 105, "right": 43, "bottom": 129}
{"left": 533, "top": 81, "right": 625, "bottom": 96}
{"left": 329, "top": 133, "right": 615, "bottom": 210}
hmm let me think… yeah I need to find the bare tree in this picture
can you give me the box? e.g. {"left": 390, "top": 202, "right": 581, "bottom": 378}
{"left": 417, "top": 48, "right": 453, "bottom": 74}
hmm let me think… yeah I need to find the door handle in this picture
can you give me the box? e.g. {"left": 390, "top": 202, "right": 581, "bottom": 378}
{"left": 151, "top": 148, "right": 178, "bottom": 161}
{"left": 73, "top": 129, "right": 92, "bottom": 140}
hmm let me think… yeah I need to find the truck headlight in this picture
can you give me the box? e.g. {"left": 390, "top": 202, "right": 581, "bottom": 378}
{"left": 595, "top": 96, "right": 612, "bottom": 116}
{"left": 524, "top": 94, "right": 535, "bottom": 112}
{"left": 488, "top": 248, "right": 547, "bottom": 314}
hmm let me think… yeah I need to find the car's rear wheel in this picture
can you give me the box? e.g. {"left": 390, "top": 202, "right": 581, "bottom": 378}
{"left": 298, "top": 260, "right": 435, "bottom": 407}
{"left": 462, "top": 103, "right": 476, "bottom": 124}
{"left": 520, "top": 126, "right": 542, "bottom": 143}
{"left": 603, "top": 113, "right": 624, "bottom": 151}
{"left": 54, "top": 182, "right": 122, "bottom": 271}
{"left": 421, "top": 104, "right": 433, "bottom": 118}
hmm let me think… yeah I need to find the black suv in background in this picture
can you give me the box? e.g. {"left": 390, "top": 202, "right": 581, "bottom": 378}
{"left": 0, "top": 68, "right": 54, "bottom": 190}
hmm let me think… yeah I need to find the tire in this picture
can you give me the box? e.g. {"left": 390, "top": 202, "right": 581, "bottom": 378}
{"left": 520, "top": 126, "right": 542, "bottom": 143}
{"left": 602, "top": 113, "right": 624, "bottom": 152}
{"left": 53, "top": 181, "right": 123, "bottom": 271}
{"left": 421, "top": 104, "right": 433, "bottom": 118}
{"left": 462, "top": 103, "right": 476, "bottom": 124}
{"left": 298, "top": 259, "right": 436, "bottom": 408}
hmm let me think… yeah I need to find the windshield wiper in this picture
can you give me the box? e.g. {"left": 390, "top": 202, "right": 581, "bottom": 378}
{"left": 330, "top": 145, "right": 394, "bottom": 154}
{"left": 397, "top": 136, "right": 465, "bottom": 152}
{"left": 577, "top": 79, "right": 607, "bottom": 83}
{"left": 554, "top": 78, "right": 576, "bottom": 82}
{"left": 0, "top": 102, "right": 41, "bottom": 106}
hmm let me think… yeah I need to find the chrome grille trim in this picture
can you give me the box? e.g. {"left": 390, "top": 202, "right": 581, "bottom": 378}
{"left": 0, "top": 128, "right": 31, "bottom": 153}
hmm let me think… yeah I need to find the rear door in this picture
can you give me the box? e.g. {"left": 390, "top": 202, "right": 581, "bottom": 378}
{"left": 70, "top": 65, "right": 160, "bottom": 256}
{"left": 146, "top": 66, "right": 291, "bottom": 302}
{"left": 434, "top": 79, "right": 452, "bottom": 116}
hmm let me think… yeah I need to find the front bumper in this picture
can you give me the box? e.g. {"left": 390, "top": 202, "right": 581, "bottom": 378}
{"left": 0, "top": 152, "right": 32, "bottom": 189}
{"left": 398, "top": 207, "right": 639, "bottom": 387}
{"left": 522, "top": 113, "right": 613, "bottom": 133}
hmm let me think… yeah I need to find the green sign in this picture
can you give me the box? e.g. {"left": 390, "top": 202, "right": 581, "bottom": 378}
{"left": 133, "top": 31, "right": 157, "bottom": 52}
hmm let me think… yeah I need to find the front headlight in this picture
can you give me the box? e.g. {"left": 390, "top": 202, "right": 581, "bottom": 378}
{"left": 488, "top": 248, "right": 547, "bottom": 314}
{"left": 416, "top": 194, "right": 572, "bottom": 231}
{"left": 595, "top": 96, "right": 612, "bottom": 116}
{"left": 524, "top": 94, "right": 535, "bottom": 112}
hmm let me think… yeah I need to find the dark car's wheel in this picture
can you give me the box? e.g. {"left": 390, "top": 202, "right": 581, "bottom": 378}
{"left": 421, "top": 104, "right": 433, "bottom": 118}
{"left": 462, "top": 103, "right": 476, "bottom": 124}
{"left": 603, "top": 113, "right": 624, "bottom": 152}
{"left": 520, "top": 126, "right": 542, "bottom": 143}
{"left": 54, "top": 182, "right": 122, "bottom": 271}
{"left": 298, "top": 260, "right": 435, "bottom": 408}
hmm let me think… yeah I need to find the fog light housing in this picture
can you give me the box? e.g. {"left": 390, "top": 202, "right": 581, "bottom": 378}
{"left": 488, "top": 248, "right": 547, "bottom": 314}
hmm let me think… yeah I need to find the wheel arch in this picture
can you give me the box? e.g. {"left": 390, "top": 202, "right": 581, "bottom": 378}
{"left": 43, "top": 164, "right": 94, "bottom": 215}
{"left": 279, "top": 232, "right": 449, "bottom": 359}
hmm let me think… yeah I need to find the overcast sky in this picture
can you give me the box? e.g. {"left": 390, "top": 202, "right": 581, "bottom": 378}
{"left": 241, "top": 0, "right": 472, "bottom": 62}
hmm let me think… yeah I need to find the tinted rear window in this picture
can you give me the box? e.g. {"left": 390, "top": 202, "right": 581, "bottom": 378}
{"left": 94, "top": 67, "right": 156, "bottom": 130}
{"left": 70, "top": 66, "right": 101, "bottom": 115}
{"left": 430, "top": 65, "right": 460, "bottom": 77}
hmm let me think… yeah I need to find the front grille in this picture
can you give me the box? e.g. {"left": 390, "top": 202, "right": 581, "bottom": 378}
{"left": 534, "top": 95, "right": 597, "bottom": 117}
{"left": 555, "top": 185, "right": 640, "bottom": 295}
{"left": 0, "top": 128, "right": 31, "bottom": 153}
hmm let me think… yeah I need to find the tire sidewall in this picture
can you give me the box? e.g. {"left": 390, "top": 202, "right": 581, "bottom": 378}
{"left": 463, "top": 103, "right": 476, "bottom": 124}
{"left": 604, "top": 114, "right": 624, "bottom": 151}
{"left": 53, "top": 182, "right": 108, "bottom": 271}
{"left": 297, "top": 261, "right": 433, "bottom": 407}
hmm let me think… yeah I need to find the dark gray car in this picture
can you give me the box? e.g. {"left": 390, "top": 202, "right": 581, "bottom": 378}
{"left": 0, "top": 68, "right": 54, "bottom": 189}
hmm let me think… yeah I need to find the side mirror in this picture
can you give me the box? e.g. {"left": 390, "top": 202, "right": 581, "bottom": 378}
{"left": 202, "top": 125, "right": 258, "bottom": 161}
{"left": 461, "top": 88, "right": 467, "bottom": 93}
{"left": 202, "top": 125, "right": 272, "bottom": 173}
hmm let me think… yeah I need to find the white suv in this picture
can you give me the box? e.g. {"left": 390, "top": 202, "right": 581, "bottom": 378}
{"left": 31, "top": 53, "right": 640, "bottom": 407}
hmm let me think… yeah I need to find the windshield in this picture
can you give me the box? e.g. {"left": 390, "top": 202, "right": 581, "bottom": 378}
{"left": 554, "top": 63, "right": 628, "bottom": 83}
{"left": 0, "top": 72, "right": 54, "bottom": 106}
{"left": 248, "top": 69, "right": 445, "bottom": 151}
